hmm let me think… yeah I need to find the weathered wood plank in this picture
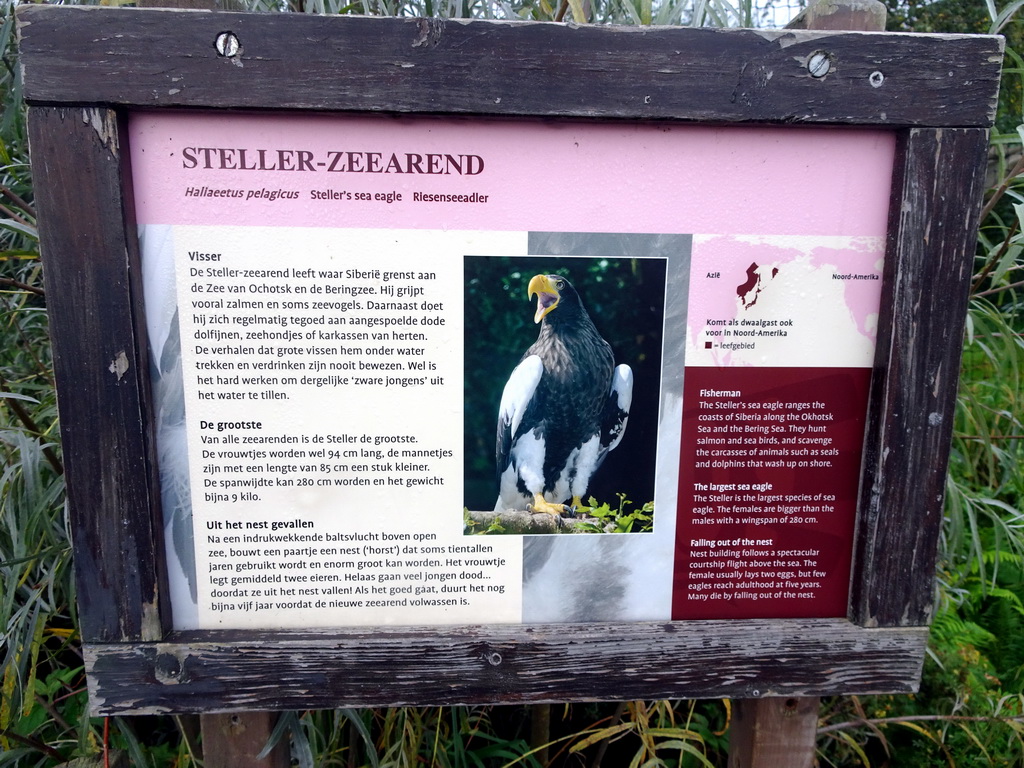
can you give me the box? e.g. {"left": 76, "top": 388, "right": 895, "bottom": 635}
{"left": 17, "top": 6, "right": 1002, "bottom": 127}
{"left": 851, "top": 127, "right": 991, "bottom": 627}
{"left": 27, "top": 107, "right": 167, "bottom": 643}
{"left": 84, "top": 620, "right": 927, "bottom": 715}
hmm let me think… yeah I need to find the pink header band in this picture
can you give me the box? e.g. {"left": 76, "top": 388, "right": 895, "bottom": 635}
{"left": 130, "top": 112, "right": 895, "bottom": 238}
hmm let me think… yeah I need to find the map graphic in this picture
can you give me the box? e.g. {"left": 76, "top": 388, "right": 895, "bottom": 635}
{"left": 736, "top": 262, "right": 779, "bottom": 309}
{"left": 685, "top": 235, "right": 885, "bottom": 369}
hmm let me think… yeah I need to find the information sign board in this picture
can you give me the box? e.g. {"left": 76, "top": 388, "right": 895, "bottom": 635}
{"left": 134, "top": 113, "right": 893, "bottom": 630}
{"left": 16, "top": 6, "right": 1003, "bottom": 714}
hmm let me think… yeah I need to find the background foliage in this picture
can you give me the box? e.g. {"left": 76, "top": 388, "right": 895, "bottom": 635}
{"left": 1, "top": 0, "right": 1023, "bottom": 764}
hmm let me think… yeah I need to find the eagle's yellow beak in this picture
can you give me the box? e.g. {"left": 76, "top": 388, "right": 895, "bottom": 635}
{"left": 528, "top": 274, "right": 560, "bottom": 324}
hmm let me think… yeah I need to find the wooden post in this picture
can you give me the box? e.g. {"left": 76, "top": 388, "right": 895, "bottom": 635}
{"left": 727, "top": 2, "right": 887, "bottom": 763}
{"left": 200, "top": 712, "right": 290, "bottom": 768}
{"left": 786, "top": 0, "right": 887, "bottom": 30}
{"left": 531, "top": 703, "right": 551, "bottom": 765}
{"left": 728, "top": 698, "right": 820, "bottom": 768}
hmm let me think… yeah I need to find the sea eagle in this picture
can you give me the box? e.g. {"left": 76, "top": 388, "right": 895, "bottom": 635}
{"left": 495, "top": 274, "right": 633, "bottom": 515}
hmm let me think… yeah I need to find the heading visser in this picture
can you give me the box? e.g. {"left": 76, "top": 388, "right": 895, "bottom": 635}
{"left": 181, "top": 147, "right": 485, "bottom": 175}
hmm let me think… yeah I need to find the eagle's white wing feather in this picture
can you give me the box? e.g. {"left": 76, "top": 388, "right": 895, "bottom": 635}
{"left": 603, "top": 364, "right": 633, "bottom": 454}
{"left": 495, "top": 356, "right": 545, "bottom": 511}
{"left": 498, "top": 355, "right": 544, "bottom": 448}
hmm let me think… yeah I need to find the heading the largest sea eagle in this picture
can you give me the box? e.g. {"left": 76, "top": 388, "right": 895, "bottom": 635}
{"left": 495, "top": 274, "right": 633, "bottom": 515}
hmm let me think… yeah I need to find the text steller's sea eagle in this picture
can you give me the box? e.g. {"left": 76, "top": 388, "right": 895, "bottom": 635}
{"left": 495, "top": 274, "right": 633, "bottom": 516}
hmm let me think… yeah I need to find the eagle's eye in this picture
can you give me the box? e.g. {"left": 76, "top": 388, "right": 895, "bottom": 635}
{"left": 555, "top": 279, "right": 565, "bottom": 290}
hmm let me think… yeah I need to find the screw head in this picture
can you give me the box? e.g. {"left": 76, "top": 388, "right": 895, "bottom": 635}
{"left": 215, "top": 31, "right": 241, "bottom": 58}
{"left": 869, "top": 70, "right": 885, "bottom": 88}
{"left": 807, "top": 51, "right": 833, "bottom": 79}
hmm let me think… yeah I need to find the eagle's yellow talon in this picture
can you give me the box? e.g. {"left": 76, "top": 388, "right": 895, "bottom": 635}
{"left": 527, "top": 493, "right": 570, "bottom": 517}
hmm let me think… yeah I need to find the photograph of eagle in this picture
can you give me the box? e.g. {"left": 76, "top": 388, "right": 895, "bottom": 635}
{"left": 494, "top": 274, "right": 633, "bottom": 516}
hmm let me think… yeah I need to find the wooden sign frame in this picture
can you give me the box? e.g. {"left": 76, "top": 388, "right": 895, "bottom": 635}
{"left": 17, "top": 5, "right": 1002, "bottom": 715}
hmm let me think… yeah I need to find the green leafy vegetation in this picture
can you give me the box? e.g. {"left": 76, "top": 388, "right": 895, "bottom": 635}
{"left": 2, "top": 0, "right": 1024, "bottom": 764}
{"left": 572, "top": 494, "right": 654, "bottom": 534}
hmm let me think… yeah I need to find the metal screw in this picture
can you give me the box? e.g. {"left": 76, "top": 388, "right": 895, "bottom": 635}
{"left": 487, "top": 652, "right": 502, "bottom": 666}
{"left": 869, "top": 70, "right": 885, "bottom": 88}
{"left": 807, "top": 51, "right": 832, "bottom": 79}
{"left": 215, "top": 31, "right": 241, "bottom": 58}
